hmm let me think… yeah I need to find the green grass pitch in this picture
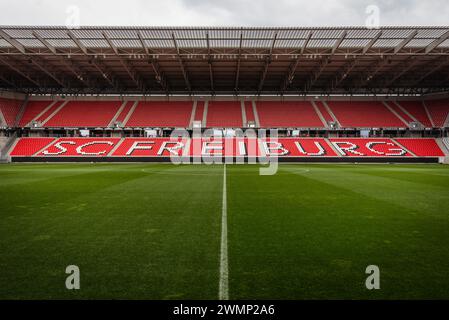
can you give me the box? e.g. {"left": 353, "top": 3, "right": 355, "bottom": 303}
{"left": 1, "top": 163, "right": 449, "bottom": 299}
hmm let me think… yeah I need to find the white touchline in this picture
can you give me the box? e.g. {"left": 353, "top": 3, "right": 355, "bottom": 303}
{"left": 219, "top": 164, "right": 229, "bottom": 300}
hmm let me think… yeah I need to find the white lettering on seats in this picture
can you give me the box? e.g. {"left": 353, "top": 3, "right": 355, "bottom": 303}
{"left": 262, "top": 141, "right": 289, "bottom": 156}
{"left": 126, "top": 141, "right": 154, "bottom": 155}
{"left": 294, "top": 141, "right": 325, "bottom": 156}
{"left": 366, "top": 141, "right": 406, "bottom": 156}
{"left": 42, "top": 141, "right": 76, "bottom": 155}
{"left": 157, "top": 141, "right": 184, "bottom": 156}
{"left": 76, "top": 141, "right": 114, "bottom": 155}
{"left": 202, "top": 141, "right": 223, "bottom": 156}
{"left": 331, "top": 141, "right": 364, "bottom": 156}
{"left": 238, "top": 140, "right": 247, "bottom": 156}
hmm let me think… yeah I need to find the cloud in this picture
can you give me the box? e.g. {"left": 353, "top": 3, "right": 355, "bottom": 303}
{"left": 0, "top": 0, "right": 447, "bottom": 26}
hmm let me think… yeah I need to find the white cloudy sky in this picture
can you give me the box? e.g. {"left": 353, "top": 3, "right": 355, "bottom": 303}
{"left": 0, "top": 0, "right": 448, "bottom": 26}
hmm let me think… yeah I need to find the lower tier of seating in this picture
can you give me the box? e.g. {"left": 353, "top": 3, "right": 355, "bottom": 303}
{"left": 328, "top": 138, "right": 412, "bottom": 157}
{"left": 9, "top": 137, "right": 445, "bottom": 158}
{"left": 395, "top": 138, "right": 445, "bottom": 156}
{"left": 9, "top": 137, "right": 56, "bottom": 156}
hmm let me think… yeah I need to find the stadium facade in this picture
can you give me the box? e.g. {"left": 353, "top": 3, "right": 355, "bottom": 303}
{"left": 0, "top": 26, "right": 448, "bottom": 162}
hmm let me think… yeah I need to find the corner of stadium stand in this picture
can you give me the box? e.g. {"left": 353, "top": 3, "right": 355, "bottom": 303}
{"left": 0, "top": 26, "right": 448, "bottom": 163}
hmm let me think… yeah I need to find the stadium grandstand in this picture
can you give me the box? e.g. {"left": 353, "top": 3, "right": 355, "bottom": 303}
{"left": 0, "top": 26, "right": 448, "bottom": 162}
{"left": 2, "top": 20, "right": 449, "bottom": 305}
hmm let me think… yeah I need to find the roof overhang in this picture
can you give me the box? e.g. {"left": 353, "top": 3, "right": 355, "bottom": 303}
{"left": 0, "top": 26, "right": 448, "bottom": 95}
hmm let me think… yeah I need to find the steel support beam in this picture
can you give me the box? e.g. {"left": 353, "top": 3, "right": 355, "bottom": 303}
{"left": 0, "top": 29, "right": 26, "bottom": 54}
{"left": 331, "top": 31, "right": 347, "bottom": 54}
{"left": 172, "top": 33, "right": 191, "bottom": 92}
{"left": 362, "top": 31, "right": 382, "bottom": 54}
{"left": 360, "top": 31, "right": 414, "bottom": 88}
{"left": 32, "top": 31, "right": 90, "bottom": 86}
{"left": 330, "top": 32, "right": 381, "bottom": 91}
{"left": 384, "top": 57, "right": 420, "bottom": 87}
{"left": 103, "top": 31, "right": 141, "bottom": 88}
{"left": 305, "top": 32, "right": 345, "bottom": 92}
{"left": 32, "top": 31, "right": 57, "bottom": 54}
{"left": 394, "top": 30, "right": 418, "bottom": 54}
{"left": 67, "top": 30, "right": 88, "bottom": 54}
{"left": 258, "top": 33, "right": 277, "bottom": 92}
{"left": 234, "top": 33, "right": 243, "bottom": 92}
{"left": 31, "top": 58, "right": 66, "bottom": 87}
{"left": 332, "top": 59, "right": 358, "bottom": 89}
{"left": 306, "top": 56, "right": 330, "bottom": 91}
{"left": 0, "top": 56, "right": 40, "bottom": 86}
{"left": 90, "top": 58, "right": 116, "bottom": 87}
{"left": 68, "top": 30, "right": 117, "bottom": 88}
{"left": 0, "top": 73, "right": 16, "bottom": 87}
{"left": 425, "top": 30, "right": 449, "bottom": 54}
{"left": 280, "top": 31, "right": 312, "bottom": 92}
{"left": 206, "top": 33, "right": 214, "bottom": 93}
{"left": 137, "top": 31, "right": 167, "bottom": 92}
{"left": 414, "top": 57, "right": 449, "bottom": 84}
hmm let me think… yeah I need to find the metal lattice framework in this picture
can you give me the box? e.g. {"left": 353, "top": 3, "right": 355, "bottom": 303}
{"left": 0, "top": 26, "right": 449, "bottom": 95}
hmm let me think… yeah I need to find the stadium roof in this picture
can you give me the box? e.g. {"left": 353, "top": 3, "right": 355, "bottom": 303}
{"left": 0, "top": 26, "right": 449, "bottom": 95}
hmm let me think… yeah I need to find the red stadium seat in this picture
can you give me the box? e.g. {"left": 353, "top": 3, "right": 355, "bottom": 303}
{"left": 257, "top": 101, "right": 324, "bottom": 128}
{"left": 10, "top": 137, "right": 444, "bottom": 158}
{"left": 114, "top": 101, "right": 135, "bottom": 125}
{"left": 0, "top": 97, "right": 23, "bottom": 127}
{"left": 206, "top": 101, "right": 243, "bottom": 127}
{"left": 397, "top": 101, "right": 433, "bottom": 127}
{"left": 315, "top": 101, "right": 334, "bottom": 125}
{"left": 35, "top": 101, "right": 63, "bottom": 124}
{"left": 126, "top": 101, "right": 193, "bottom": 127}
{"left": 327, "top": 101, "right": 406, "bottom": 128}
{"left": 13, "top": 99, "right": 449, "bottom": 129}
{"left": 45, "top": 101, "right": 122, "bottom": 127}
{"left": 328, "top": 138, "right": 412, "bottom": 157}
{"left": 9, "top": 137, "right": 55, "bottom": 156}
{"left": 425, "top": 99, "right": 449, "bottom": 127}
{"left": 195, "top": 101, "right": 205, "bottom": 124}
{"left": 18, "top": 101, "right": 53, "bottom": 127}
{"left": 112, "top": 138, "right": 187, "bottom": 157}
{"left": 244, "top": 101, "right": 255, "bottom": 125}
{"left": 395, "top": 138, "right": 445, "bottom": 156}
{"left": 36, "top": 138, "right": 121, "bottom": 156}
{"left": 387, "top": 102, "right": 414, "bottom": 124}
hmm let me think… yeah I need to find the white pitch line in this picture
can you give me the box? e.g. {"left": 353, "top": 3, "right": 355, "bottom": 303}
{"left": 219, "top": 164, "right": 229, "bottom": 300}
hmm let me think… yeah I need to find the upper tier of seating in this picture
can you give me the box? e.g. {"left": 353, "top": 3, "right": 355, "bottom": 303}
{"left": 45, "top": 101, "right": 122, "bottom": 127}
{"left": 18, "top": 101, "right": 52, "bottom": 127}
{"left": 1, "top": 98, "right": 448, "bottom": 129}
{"left": 425, "top": 99, "right": 449, "bottom": 127}
{"left": 326, "top": 101, "right": 406, "bottom": 128}
{"left": 396, "top": 101, "right": 433, "bottom": 127}
{"left": 126, "top": 101, "right": 193, "bottom": 127}
{"left": 206, "top": 101, "right": 243, "bottom": 127}
{"left": 257, "top": 101, "right": 324, "bottom": 128}
{"left": 0, "top": 97, "right": 23, "bottom": 127}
